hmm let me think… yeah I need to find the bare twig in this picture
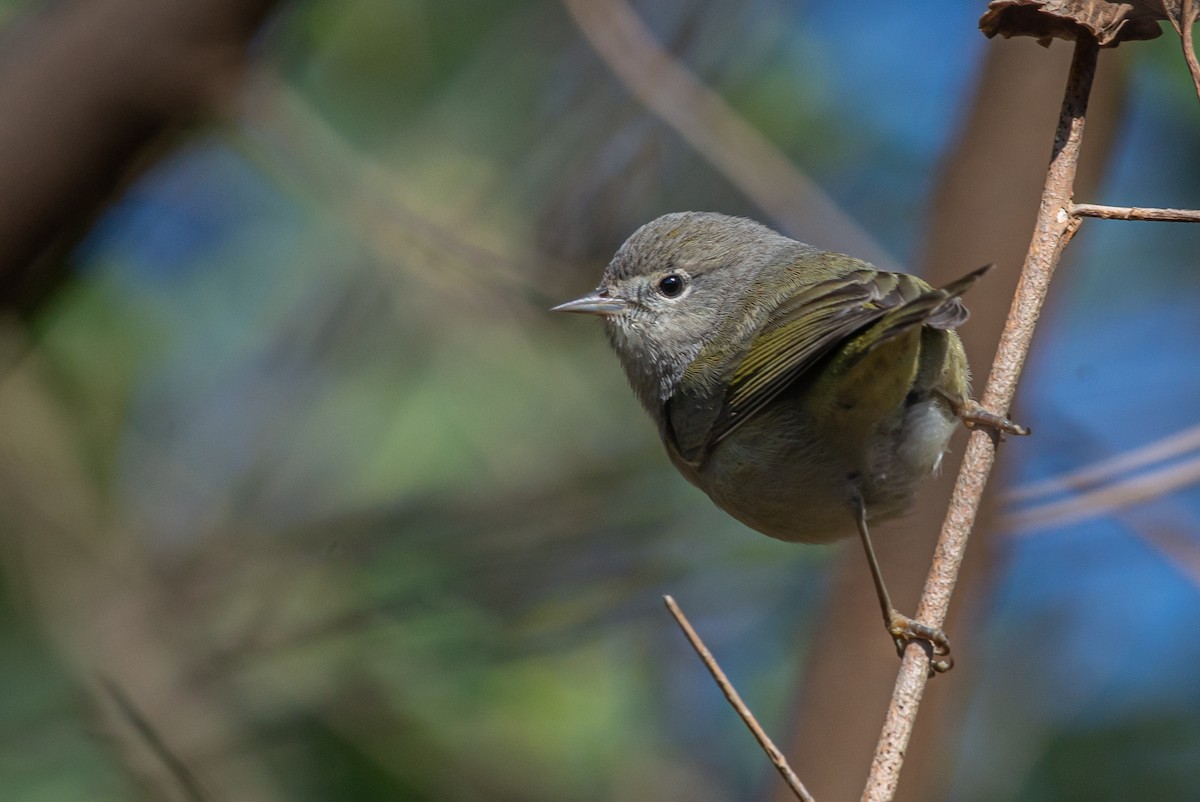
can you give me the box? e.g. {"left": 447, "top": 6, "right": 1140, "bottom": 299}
{"left": 1185, "top": 0, "right": 1200, "bottom": 101}
{"left": 1071, "top": 203, "right": 1200, "bottom": 222}
{"left": 561, "top": 0, "right": 897, "bottom": 269}
{"left": 662, "top": 595, "right": 815, "bottom": 802}
{"left": 862, "top": 35, "right": 1100, "bottom": 802}
{"left": 1167, "top": 0, "right": 1200, "bottom": 103}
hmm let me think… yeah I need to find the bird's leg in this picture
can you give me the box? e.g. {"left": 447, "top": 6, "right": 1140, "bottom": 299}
{"left": 949, "top": 396, "right": 1030, "bottom": 438}
{"left": 853, "top": 498, "right": 953, "bottom": 674}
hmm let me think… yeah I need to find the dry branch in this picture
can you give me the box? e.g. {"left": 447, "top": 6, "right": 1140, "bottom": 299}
{"left": 568, "top": 2, "right": 1200, "bottom": 798}
{"left": 862, "top": 34, "right": 1101, "bottom": 802}
{"left": 663, "top": 596, "right": 814, "bottom": 802}
{"left": 1071, "top": 202, "right": 1200, "bottom": 221}
{"left": 1166, "top": 0, "right": 1200, "bottom": 102}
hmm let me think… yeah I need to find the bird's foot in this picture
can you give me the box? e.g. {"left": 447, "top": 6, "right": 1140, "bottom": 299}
{"left": 954, "top": 399, "right": 1030, "bottom": 438}
{"left": 888, "top": 609, "right": 953, "bottom": 675}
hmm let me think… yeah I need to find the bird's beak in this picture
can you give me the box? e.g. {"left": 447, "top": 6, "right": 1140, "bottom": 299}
{"left": 550, "top": 294, "right": 628, "bottom": 316}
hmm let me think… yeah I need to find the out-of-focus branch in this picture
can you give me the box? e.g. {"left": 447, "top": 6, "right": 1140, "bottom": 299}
{"left": 863, "top": 35, "right": 1101, "bottom": 802}
{"left": 99, "top": 678, "right": 211, "bottom": 802}
{"left": 1009, "top": 422, "right": 1200, "bottom": 503}
{"left": 561, "top": 0, "right": 897, "bottom": 269}
{"left": 1004, "top": 449, "right": 1200, "bottom": 533}
{"left": 0, "top": 2, "right": 288, "bottom": 796}
{"left": 0, "top": 0, "right": 281, "bottom": 314}
{"left": 1003, "top": 421, "right": 1200, "bottom": 535}
{"left": 663, "top": 596, "right": 814, "bottom": 802}
{"left": 234, "top": 82, "right": 558, "bottom": 302}
{"left": 0, "top": 357, "right": 286, "bottom": 802}
{"left": 1125, "top": 515, "right": 1200, "bottom": 589}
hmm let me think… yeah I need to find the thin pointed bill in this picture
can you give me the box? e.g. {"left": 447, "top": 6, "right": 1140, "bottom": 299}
{"left": 550, "top": 295, "right": 628, "bottom": 316}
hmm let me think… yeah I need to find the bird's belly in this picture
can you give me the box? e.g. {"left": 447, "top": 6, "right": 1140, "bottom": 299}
{"left": 683, "top": 398, "right": 958, "bottom": 545}
{"left": 861, "top": 399, "right": 958, "bottom": 519}
{"left": 684, "top": 414, "right": 858, "bottom": 544}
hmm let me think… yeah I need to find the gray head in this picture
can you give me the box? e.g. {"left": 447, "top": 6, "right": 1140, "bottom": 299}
{"left": 552, "top": 212, "right": 802, "bottom": 413}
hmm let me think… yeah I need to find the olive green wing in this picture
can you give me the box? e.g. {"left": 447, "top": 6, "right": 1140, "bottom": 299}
{"left": 664, "top": 265, "right": 988, "bottom": 466}
{"left": 665, "top": 268, "right": 908, "bottom": 464}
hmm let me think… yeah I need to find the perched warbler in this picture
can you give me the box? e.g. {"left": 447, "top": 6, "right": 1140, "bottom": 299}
{"left": 553, "top": 211, "right": 1027, "bottom": 672}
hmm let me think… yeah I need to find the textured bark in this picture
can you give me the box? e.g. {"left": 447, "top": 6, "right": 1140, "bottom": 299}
{"left": 771, "top": 36, "right": 1126, "bottom": 802}
{"left": 863, "top": 34, "right": 1102, "bottom": 802}
{"left": 899, "top": 39, "right": 1125, "bottom": 802}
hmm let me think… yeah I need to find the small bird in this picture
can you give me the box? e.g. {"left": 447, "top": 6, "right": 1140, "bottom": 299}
{"left": 553, "top": 212, "right": 1026, "bottom": 672}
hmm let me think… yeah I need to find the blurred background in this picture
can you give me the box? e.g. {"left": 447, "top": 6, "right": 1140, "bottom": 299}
{"left": 0, "top": 1, "right": 1198, "bottom": 800}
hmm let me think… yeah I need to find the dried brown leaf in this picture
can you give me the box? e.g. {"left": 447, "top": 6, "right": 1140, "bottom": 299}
{"left": 979, "top": 0, "right": 1170, "bottom": 46}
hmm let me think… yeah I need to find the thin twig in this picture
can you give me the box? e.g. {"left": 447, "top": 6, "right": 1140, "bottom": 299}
{"left": 1071, "top": 203, "right": 1200, "bottom": 222}
{"left": 861, "top": 35, "right": 1100, "bottom": 802}
{"left": 662, "top": 595, "right": 815, "bottom": 802}
{"left": 561, "top": 0, "right": 897, "bottom": 270}
{"left": 100, "top": 677, "right": 212, "bottom": 802}
{"left": 1168, "top": 0, "right": 1200, "bottom": 103}
{"left": 1185, "top": 0, "right": 1200, "bottom": 102}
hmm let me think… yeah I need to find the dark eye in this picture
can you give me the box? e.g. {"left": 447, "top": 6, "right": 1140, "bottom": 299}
{"left": 657, "top": 274, "right": 686, "bottom": 298}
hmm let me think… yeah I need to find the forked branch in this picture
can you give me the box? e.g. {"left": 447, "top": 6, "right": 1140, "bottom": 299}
{"left": 862, "top": 34, "right": 1100, "bottom": 802}
{"left": 866, "top": 27, "right": 1200, "bottom": 800}
{"left": 1167, "top": 0, "right": 1200, "bottom": 102}
{"left": 572, "top": 2, "right": 1200, "bottom": 798}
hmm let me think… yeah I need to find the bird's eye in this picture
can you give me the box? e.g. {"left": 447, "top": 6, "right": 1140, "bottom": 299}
{"left": 657, "top": 274, "right": 686, "bottom": 298}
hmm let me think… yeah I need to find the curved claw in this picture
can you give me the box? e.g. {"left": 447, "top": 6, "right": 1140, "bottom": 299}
{"left": 888, "top": 610, "right": 953, "bottom": 675}
{"left": 953, "top": 398, "right": 1030, "bottom": 438}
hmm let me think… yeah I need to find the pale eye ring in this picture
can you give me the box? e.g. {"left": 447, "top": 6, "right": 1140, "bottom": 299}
{"left": 657, "top": 273, "right": 687, "bottom": 298}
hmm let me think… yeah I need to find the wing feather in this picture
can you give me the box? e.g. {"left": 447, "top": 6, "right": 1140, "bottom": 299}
{"left": 665, "top": 265, "right": 989, "bottom": 465}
